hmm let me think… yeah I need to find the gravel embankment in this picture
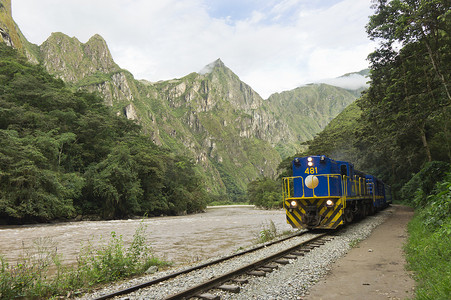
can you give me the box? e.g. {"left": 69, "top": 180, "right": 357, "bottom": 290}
{"left": 77, "top": 208, "right": 393, "bottom": 300}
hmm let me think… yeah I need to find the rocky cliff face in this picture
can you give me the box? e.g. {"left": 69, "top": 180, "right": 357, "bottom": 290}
{"left": 0, "top": 0, "right": 21, "bottom": 49}
{"left": 0, "top": 0, "right": 39, "bottom": 63}
{"left": 40, "top": 33, "right": 120, "bottom": 83}
{"left": 1, "top": 9, "right": 361, "bottom": 197}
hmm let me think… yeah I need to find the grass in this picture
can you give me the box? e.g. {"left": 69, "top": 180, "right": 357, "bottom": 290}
{"left": 404, "top": 172, "right": 451, "bottom": 299}
{"left": 405, "top": 213, "right": 451, "bottom": 300}
{"left": 254, "top": 220, "right": 293, "bottom": 244}
{"left": 349, "top": 238, "right": 362, "bottom": 248}
{"left": 0, "top": 221, "right": 170, "bottom": 299}
{"left": 256, "top": 220, "right": 278, "bottom": 243}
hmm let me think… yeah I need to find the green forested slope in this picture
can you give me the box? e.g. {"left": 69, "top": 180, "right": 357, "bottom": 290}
{"left": 0, "top": 44, "right": 209, "bottom": 224}
{"left": 266, "top": 84, "right": 358, "bottom": 158}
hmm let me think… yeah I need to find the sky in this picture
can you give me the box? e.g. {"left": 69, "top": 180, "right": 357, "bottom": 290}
{"left": 12, "top": 0, "right": 377, "bottom": 99}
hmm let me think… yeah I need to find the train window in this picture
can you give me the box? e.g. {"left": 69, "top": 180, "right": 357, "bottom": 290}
{"left": 340, "top": 165, "right": 347, "bottom": 177}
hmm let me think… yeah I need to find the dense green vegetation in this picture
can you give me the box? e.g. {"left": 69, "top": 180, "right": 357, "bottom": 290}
{"left": 0, "top": 43, "right": 209, "bottom": 224}
{"left": 358, "top": 0, "right": 450, "bottom": 191}
{"left": 405, "top": 168, "right": 450, "bottom": 299}
{"left": 247, "top": 177, "right": 281, "bottom": 208}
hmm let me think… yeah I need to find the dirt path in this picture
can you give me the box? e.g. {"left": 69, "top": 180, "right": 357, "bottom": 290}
{"left": 305, "top": 205, "right": 416, "bottom": 300}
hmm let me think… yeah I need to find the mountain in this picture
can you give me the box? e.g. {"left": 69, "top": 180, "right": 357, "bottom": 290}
{"left": 0, "top": 4, "right": 364, "bottom": 198}
{"left": 264, "top": 83, "right": 358, "bottom": 157}
{"left": 0, "top": 0, "right": 39, "bottom": 63}
{"left": 0, "top": 1, "right": 21, "bottom": 48}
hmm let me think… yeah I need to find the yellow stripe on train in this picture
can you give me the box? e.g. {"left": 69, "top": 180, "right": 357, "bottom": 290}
{"left": 285, "top": 198, "right": 344, "bottom": 229}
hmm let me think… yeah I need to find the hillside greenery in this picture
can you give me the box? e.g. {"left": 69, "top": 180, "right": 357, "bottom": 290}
{"left": 0, "top": 43, "right": 209, "bottom": 224}
{"left": 405, "top": 166, "right": 450, "bottom": 299}
{"left": 265, "top": 83, "right": 358, "bottom": 158}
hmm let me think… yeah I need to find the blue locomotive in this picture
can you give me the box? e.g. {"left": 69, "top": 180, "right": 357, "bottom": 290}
{"left": 282, "top": 155, "right": 391, "bottom": 229}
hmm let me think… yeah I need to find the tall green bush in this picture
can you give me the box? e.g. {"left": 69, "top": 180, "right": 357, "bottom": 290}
{"left": 247, "top": 177, "right": 282, "bottom": 208}
{"left": 400, "top": 161, "right": 450, "bottom": 206}
{"left": 405, "top": 172, "right": 451, "bottom": 299}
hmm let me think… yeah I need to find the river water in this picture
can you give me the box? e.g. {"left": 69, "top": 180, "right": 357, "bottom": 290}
{"left": 0, "top": 206, "right": 293, "bottom": 267}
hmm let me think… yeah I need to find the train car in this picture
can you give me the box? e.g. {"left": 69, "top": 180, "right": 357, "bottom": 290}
{"left": 282, "top": 155, "right": 389, "bottom": 229}
{"left": 365, "top": 175, "right": 391, "bottom": 210}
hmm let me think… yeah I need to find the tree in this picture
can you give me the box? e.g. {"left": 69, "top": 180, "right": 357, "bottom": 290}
{"left": 0, "top": 130, "right": 82, "bottom": 222}
{"left": 357, "top": 0, "right": 451, "bottom": 188}
{"left": 247, "top": 177, "right": 282, "bottom": 208}
{"left": 83, "top": 144, "right": 142, "bottom": 219}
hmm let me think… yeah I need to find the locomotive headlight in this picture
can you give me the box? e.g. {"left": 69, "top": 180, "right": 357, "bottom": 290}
{"left": 308, "top": 161, "right": 314, "bottom": 167}
{"left": 326, "top": 199, "right": 334, "bottom": 207}
{"left": 307, "top": 157, "right": 313, "bottom": 162}
{"left": 290, "top": 200, "right": 298, "bottom": 208}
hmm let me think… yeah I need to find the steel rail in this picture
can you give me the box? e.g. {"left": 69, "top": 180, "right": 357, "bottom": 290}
{"left": 164, "top": 232, "right": 328, "bottom": 300}
{"left": 93, "top": 230, "right": 307, "bottom": 300}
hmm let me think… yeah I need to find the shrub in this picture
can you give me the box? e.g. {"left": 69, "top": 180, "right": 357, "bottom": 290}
{"left": 405, "top": 172, "right": 451, "bottom": 299}
{"left": 248, "top": 177, "right": 283, "bottom": 209}
{"left": 418, "top": 172, "right": 451, "bottom": 230}
{"left": 400, "top": 161, "right": 450, "bottom": 206}
{"left": 255, "top": 220, "right": 278, "bottom": 243}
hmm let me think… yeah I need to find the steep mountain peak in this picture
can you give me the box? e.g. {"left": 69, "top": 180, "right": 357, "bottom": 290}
{"left": 46, "top": 31, "right": 81, "bottom": 44}
{"left": 198, "top": 58, "right": 226, "bottom": 75}
{"left": 40, "top": 32, "right": 119, "bottom": 83}
{"left": 87, "top": 33, "right": 108, "bottom": 46}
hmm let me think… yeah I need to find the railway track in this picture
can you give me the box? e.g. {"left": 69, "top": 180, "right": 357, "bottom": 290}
{"left": 92, "top": 231, "right": 333, "bottom": 300}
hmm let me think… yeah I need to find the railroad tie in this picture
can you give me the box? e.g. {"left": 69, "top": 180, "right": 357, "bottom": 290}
{"left": 292, "top": 251, "right": 305, "bottom": 256}
{"left": 310, "top": 242, "right": 323, "bottom": 247}
{"left": 257, "top": 267, "right": 274, "bottom": 273}
{"left": 232, "top": 278, "right": 249, "bottom": 284}
{"left": 284, "top": 254, "right": 298, "bottom": 259}
{"left": 264, "top": 263, "right": 279, "bottom": 269}
{"left": 247, "top": 270, "right": 266, "bottom": 277}
{"left": 196, "top": 293, "right": 220, "bottom": 300}
{"left": 275, "top": 259, "right": 290, "bottom": 265}
{"left": 218, "top": 285, "right": 240, "bottom": 293}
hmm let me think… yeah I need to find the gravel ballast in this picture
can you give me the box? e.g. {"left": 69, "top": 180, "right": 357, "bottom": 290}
{"left": 77, "top": 208, "right": 393, "bottom": 300}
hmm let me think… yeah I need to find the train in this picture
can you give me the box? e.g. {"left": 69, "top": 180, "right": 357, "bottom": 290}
{"left": 282, "top": 155, "right": 391, "bottom": 229}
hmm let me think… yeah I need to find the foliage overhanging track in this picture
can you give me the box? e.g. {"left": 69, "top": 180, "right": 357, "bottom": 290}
{"left": 93, "top": 230, "right": 308, "bottom": 300}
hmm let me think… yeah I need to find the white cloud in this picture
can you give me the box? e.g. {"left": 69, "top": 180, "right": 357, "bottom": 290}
{"left": 319, "top": 74, "right": 370, "bottom": 90}
{"left": 11, "top": 0, "right": 376, "bottom": 98}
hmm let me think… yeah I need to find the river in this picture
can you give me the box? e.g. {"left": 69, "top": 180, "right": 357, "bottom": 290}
{"left": 0, "top": 206, "right": 293, "bottom": 267}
